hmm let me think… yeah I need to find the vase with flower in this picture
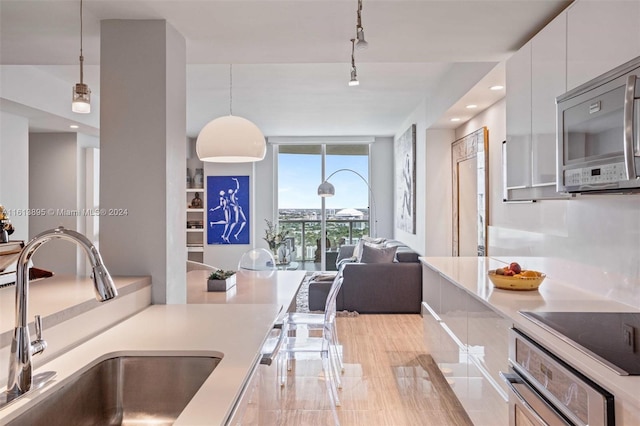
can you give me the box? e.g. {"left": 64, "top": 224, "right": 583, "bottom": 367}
{"left": 263, "top": 219, "right": 289, "bottom": 263}
{"left": 0, "top": 205, "right": 15, "bottom": 244}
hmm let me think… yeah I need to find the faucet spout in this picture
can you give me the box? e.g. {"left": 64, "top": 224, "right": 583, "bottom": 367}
{"left": 5, "top": 226, "right": 118, "bottom": 399}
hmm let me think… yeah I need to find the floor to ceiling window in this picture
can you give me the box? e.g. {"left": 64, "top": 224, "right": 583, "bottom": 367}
{"left": 277, "top": 144, "right": 370, "bottom": 271}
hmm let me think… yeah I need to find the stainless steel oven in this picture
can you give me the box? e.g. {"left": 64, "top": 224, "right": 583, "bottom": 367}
{"left": 501, "top": 328, "right": 615, "bottom": 426}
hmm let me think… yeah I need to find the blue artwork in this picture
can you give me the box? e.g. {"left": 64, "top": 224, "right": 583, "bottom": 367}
{"left": 207, "top": 175, "right": 250, "bottom": 245}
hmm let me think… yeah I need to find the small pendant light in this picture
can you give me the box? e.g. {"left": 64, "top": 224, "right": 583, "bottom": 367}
{"left": 72, "top": 0, "right": 91, "bottom": 114}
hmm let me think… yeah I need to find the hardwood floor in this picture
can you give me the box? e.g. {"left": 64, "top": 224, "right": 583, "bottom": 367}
{"left": 238, "top": 314, "right": 474, "bottom": 425}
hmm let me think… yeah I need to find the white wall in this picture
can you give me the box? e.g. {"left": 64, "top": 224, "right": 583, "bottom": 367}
{"left": 29, "top": 133, "right": 78, "bottom": 275}
{"left": 0, "top": 111, "right": 29, "bottom": 241}
{"left": 448, "top": 98, "right": 640, "bottom": 309}
{"left": 424, "top": 128, "right": 454, "bottom": 256}
{"left": 371, "top": 137, "right": 394, "bottom": 239}
{"left": 394, "top": 99, "right": 428, "bottom": 255}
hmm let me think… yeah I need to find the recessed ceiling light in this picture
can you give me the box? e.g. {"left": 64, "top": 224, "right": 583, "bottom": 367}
{"left": 466, "top": 104, "right": 478, "bottom": 109}
{"left": 450, "top": 118, "right": 461, "bottom": 122}
{"left": 490, "top": 85, "right": 504, "bottom": 91}
{"left": 69, "top": 125, "right": 79, "bottom": 129}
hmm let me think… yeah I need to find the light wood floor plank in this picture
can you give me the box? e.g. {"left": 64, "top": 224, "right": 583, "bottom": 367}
{"left": 238, "top": 314, "right": 474, "bottom": 425}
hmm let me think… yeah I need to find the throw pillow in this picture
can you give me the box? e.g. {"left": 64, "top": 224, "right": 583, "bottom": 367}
{"left": 353, "top": 236, "right": 386, "bottom": 262}
{"left": 359, "top": 243, "right": 398, "bottom": 264}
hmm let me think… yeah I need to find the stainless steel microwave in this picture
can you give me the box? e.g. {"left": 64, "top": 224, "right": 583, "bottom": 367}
{"left": 556, "top": 56, "right": 640, "bottom": 193}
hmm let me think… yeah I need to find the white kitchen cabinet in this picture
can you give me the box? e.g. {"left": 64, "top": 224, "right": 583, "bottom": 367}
{"left": 421, "top": 264, "right": 509, "bottom": 425}
{"left": 505, "top": 11, "right": 570, "bottom": 200}
{"left": 505, "top": 42, "right": 532, "bottom": 191}
{"left": 567, "top": 0, "right": 640, "bottom": 91}
{"left": 531, "top": 12, "right": 567, "bottom": 187}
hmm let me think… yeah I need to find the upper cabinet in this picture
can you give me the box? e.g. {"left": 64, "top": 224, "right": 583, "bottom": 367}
{"left": 504, "top": 0, "right": 640, "bottom": 201}
{"left": 505, "top": 43, "right": 532, "bottom": 191}
{"left": 505, "top": 12, "right": 567, "bottom": 200}
{"left": 531, "top": 12, "right": 567, "bottom": 187}
{"left": 567, "top": 0, "right": 640, "bottom": 91}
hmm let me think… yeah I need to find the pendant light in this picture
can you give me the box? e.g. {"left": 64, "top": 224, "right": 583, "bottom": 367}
{"left": 355, "top": 0, "right": 368, "bottom": 50}
{"left": 72, "top": 0, "right": 91, "bottom": 114}
{"left": 348, "top": 39, "right": 360, "bottom": 86}
{"left": 196, "top": 65, "right": 266, "bottom": 163}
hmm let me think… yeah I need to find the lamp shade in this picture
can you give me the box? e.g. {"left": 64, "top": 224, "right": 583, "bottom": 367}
{"left": 196, "top": 115, "right": 266, "bottom": 162}
{"left": 317, "top": 181, "right": 335, "bottom": 197}
{"left": 72, "top": 83, "right": 91, "bottom": 113}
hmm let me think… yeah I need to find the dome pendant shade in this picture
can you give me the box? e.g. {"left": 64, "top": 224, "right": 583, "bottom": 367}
{"left": 196, "top": 115, "right": 266, "bottom": 162}
{"left": 317, "top": 181, "right": 335, "bottom": 197}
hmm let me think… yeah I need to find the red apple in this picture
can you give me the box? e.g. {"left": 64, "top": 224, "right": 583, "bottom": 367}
{"left": 510, "top": 262, "right": 522, "bottom": 274}
{"left": 503, "top": 269, "right": 515, "bottom": 276}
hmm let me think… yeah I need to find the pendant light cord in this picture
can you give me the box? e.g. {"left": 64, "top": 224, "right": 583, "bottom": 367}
{"left": 229, "top": 64, "right": 233, "bottom": 116}
{"left": 79, "top": 0, "right": 84, "bottom": 85}
{"left": 351, "top": 39, "right": 356, "bottom": 70}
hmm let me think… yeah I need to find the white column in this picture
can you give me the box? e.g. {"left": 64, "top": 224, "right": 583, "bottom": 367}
{"left": 0, "top": 111, "right": 29, "bottom": 242}
{"left": 100, "top": 20, "right": 186, "bottom": 304}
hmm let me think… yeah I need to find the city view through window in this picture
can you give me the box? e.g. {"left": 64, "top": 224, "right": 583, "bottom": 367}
{"left": 277, "top": 145, "right": 370, "bottom": 269}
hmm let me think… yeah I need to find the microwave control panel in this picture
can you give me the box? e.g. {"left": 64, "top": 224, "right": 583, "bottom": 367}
{"left": 564, "top": 162, "right": 627, "bottom": 187}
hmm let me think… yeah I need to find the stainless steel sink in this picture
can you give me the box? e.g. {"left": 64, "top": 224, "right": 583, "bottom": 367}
{"left": 8, "top": 355, "right": 221, "bottom": 426}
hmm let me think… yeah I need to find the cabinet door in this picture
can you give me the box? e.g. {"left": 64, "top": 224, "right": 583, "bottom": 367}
{"left": 567, "top": 0, "right": 640, "bottom": 90}
{"left": 531, "top": 12, "right": 567, "bottom": 187}
{"left": 505, "top": 43, "right": 532, "bottom": 189}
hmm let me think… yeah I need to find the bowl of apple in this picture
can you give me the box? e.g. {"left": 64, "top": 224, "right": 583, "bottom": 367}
{"left": 487, "top": 262, "right": 546, "bottom": 291}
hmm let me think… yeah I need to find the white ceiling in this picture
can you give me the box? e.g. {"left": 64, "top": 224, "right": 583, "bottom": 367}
{"left": 0, "top": 0, "right": 571, "bottom": 138}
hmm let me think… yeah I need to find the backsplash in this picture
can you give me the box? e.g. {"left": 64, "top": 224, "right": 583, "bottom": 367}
{"left": 489, "top": 194, "right": 640, "bottom": 309}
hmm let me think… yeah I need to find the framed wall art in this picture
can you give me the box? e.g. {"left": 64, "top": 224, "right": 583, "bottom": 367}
{"left": 207, "top": 175, "right": 250, "bottom": 245}
{"left": 395, "top": 124, "right": 416, "bottom": 234}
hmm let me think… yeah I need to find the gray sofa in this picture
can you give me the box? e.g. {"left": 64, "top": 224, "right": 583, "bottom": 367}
{"left": 308, "top": 239, "right": 422, "bottom": 313}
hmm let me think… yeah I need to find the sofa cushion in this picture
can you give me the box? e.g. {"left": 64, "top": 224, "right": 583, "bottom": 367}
{"left": 383, "top": 240, "right": 420, "bottom": 263}
{"left": 355, "top": 237, "right": 386, "bottom": 262}
{"left": 360, "top": 243, "right": 398, "bottom": 263}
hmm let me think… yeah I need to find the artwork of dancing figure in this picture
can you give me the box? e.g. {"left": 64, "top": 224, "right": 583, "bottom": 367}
{"left": 209, "top": 190, "right": 231, "bottom": 243}
{"left": 207, "top": 175, "right": 250, "bottom": 245}
{"left": 226, "top": 177, "right": 247, "bottom": 241}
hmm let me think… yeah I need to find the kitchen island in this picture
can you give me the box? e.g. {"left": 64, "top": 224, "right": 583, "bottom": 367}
{"left": 0, "top": 271, "right": 307, "bottom": 424}
{"left": 421, "top": 256, "right": 640, "bottom": 425}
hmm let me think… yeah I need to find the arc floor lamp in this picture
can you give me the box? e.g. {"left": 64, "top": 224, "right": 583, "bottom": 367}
{"left": 317, "top": 168, "right": 377, "bottom": 256}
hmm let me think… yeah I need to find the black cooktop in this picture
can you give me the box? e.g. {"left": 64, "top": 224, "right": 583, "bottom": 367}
{"left": 520, "top": 311, "right": 640, "bottom": 375}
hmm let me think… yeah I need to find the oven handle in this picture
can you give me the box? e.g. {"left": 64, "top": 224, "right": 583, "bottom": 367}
{"left": 623, "top": 74, "right": 638, "bottom": 179}
{"left": 500, "top": 371, "right": 551, "bottom": 426}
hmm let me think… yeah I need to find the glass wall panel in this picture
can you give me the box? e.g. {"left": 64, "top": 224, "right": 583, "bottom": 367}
{"left": 277, "top": 144, "right": 369, "bottom": 271}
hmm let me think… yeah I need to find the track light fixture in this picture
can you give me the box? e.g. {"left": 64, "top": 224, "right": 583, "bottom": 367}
{"left": 355, "top": 0, "right": 368, "bottom": 50}
{"left": 72, "top": 0, "right": 91, "bottom": 114}
{"left": 349, "top": 39, "right": 359, "bottom": 86}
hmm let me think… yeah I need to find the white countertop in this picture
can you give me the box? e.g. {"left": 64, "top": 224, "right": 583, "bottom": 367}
{"left": 187, "top": 270, "right": 306, "bottom": 311}
{"left": 421, "top": 256, "right": 640, "bottom": 422}
{"left": 0, "top": 275, "right": 151, "bottom": 346}
{"left": 0, "top": 270, "right": 306, "bottom": 425}
{"left": 0, "top": 303, "right": 281, "bottom": 425}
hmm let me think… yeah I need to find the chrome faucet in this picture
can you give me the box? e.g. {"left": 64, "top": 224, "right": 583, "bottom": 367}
{"left": 4, "top": 226, "right": 118, "bottom": 400}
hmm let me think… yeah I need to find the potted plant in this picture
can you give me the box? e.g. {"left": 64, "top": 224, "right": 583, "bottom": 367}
{"left": 263, "top": 219, "right": 289, "bottom": 263}
{"left": 207, "top": 269, "right": 237, "bottom": 292}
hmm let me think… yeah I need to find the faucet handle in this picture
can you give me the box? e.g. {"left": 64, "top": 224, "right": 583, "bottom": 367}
{"left": 31, "top": 315, "right": 47, "bottom": 356}
{"left": 35, "top": 315, "right": 43, "bottom": 340}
